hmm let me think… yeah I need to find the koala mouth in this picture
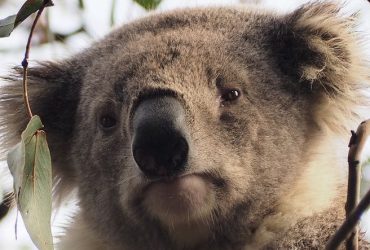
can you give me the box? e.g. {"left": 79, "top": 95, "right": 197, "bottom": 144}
{"left": 142, "top": 174, "right": 216, "bottom": 225}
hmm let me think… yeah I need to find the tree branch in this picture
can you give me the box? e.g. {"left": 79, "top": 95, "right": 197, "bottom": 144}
{"left": 326, "top": 120, "right": 370, "bottom": 250}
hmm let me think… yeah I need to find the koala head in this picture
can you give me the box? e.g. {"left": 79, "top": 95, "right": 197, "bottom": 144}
{"left": 0, "top": 3, "right": 368, "bottom": 249}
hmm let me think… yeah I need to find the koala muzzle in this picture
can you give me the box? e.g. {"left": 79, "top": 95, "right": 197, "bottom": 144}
{"left": 132, "top": 96, "right": 189, "bottom": 178}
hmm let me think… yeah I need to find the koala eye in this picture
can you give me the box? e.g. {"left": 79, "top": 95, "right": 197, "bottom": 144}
{"left": 99, "top": 115, "right": 117, "bottom": 129}
{"left": 220, "top": 88, "right": 241, "bottom": 103}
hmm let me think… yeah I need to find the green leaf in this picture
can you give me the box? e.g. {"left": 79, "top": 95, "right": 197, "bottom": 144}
{"left": 0, "top": 0, "right": 54, "bottom": 38}
{"left": 134, "top": 0, "right": 161, "bottom": 10}
{"left": 7, "top": 115, "right": 53, "bottom": 250}
{"left": 0, "top": 15, "right": 16, "bottom": 37}
{"left": 78, "top": 0, "right": 84, "bottom": 9}
{"left": 15, "top": 0, "right": 54, "bottom": 25}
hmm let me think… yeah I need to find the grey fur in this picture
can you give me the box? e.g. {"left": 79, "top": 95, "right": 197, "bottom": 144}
{"left": 1, "top": 2, "right": 369, "bottom": 249}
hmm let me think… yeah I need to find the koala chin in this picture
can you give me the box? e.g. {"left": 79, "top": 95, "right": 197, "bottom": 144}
{"left": 1, "top": 2, "right": 369, "bottom": 250}
{"left": 142, "top": 174, "right": 215, "bottom": 223}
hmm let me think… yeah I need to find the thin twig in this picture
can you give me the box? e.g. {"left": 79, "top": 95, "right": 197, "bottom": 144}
{"left": 22, "top": 0, "right": 53, "bottom": 119}
{"left": 78, "top": 0, "right": 84, "bottom": 9}
{"left": 110, "top": 0, "right": 117, "bottom": 27}
{"left": 54, "top": 26, "right": 87, "bottom": 42}
{"left": 326, "top": 120, "right": 370, "bottom": 250}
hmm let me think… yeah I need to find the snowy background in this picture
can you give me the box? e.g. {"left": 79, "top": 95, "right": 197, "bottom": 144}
{"left": 1, "top": 0, "right": 370, "bottom": 249}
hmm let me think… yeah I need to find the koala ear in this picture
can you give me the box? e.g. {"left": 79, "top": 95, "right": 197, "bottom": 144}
{"left": 0, "top": 60, "right": 83, "bottom": 200}
{"left": 272, "top": 3, "right": 366, "bottom": 97}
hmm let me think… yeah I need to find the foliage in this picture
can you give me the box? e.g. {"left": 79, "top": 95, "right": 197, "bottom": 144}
{"left": 0, "top": 0, "right": 53, "bottom": 37}
{"left": 0, "top": 1, "right": 54, "bottom": 249}
{"left": 7, "top": 116, "right": 53, "bottom": 250}
{"left": 134, "top": 0, "right": 161, "bottom": 10}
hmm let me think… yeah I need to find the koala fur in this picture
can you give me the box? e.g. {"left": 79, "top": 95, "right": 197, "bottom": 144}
{"left": 0, "top": 2, "right": 369, "bottom": 249}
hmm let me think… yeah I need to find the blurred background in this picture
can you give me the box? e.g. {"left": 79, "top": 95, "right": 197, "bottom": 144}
{"left": 1, "top": 0, "right": 370, "bottom": 249}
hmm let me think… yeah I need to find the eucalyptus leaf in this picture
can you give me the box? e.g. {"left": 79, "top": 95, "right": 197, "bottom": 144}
{"left": 0, "top": 0, "right": 54, "bottom": 38}
{"left": 0, "top": 15, "right": 16, "bottom": 37}
{"left": 7, "top": 142, "right": 25, "bottom": 197}
{"left": 15, "top": 0, "right": 53, "bottom": 25}
{"left": 7, "top": 115, "right": 53, "bottom": 250}
{"left": 134, "top": 0, "right": 161, "bottom": 10}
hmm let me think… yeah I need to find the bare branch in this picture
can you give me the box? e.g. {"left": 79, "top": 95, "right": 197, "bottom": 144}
{"left": 326, "top": 120, "right": 370, "bottom": 250}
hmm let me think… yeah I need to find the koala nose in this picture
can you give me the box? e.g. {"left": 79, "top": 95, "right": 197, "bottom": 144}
{"left": 132, "top": 96, "right": 189, "bottom": 178}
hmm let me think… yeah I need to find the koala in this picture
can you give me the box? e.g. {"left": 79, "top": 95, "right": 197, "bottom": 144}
{"left": 0, "top": 2, "right": 369, "bottom": 249}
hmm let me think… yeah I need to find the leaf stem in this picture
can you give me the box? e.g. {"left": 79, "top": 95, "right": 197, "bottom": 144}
{"left": 22, "top": 0, "right": 52, "bottom": 119}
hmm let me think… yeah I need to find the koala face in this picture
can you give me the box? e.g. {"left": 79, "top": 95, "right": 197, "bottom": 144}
{"left": 0, "top": 3, "right": 368, "bottom": 249}
{"left": 73, "top": 19, "right": 312, "bottom": 241}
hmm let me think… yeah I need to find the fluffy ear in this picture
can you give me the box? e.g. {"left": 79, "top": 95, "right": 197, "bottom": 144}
{"left": 270, "top": 3, "right": 369, "bottom": 129}
{"left": 0, "top": 60, "right": 83, "bottom": 201}
{"left": 272, "top": 3, "right": 366, "bottom": 93}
